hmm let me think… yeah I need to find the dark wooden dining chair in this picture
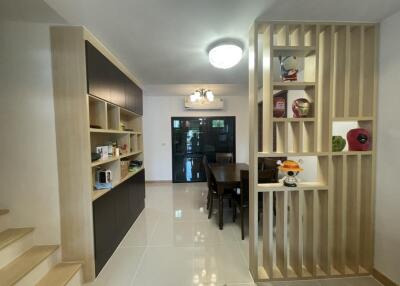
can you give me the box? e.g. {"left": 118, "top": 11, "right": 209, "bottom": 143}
{"left": 233, "top": 166, "right": 279, "bottom": 240}
{"left": 233, "top": 170, "right": 249, "bottom": 240}
{"left": 215, "top": 152, "right": 234, "bottom": 164}
{"left": 203, "top": 155, "right": 232, "bottom": 219}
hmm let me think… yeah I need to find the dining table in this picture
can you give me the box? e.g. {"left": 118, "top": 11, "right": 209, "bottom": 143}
{"left": 208, "top": 162, "right": 249, "bottom": 230}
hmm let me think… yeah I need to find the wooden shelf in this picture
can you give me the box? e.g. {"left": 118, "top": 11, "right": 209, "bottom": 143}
{"left": 258, "top": 152, "right": 329, "bottom": 157}
{"left": 332, "top": 117, "right": 373, "bottom": 121}
{"left": 258, "top": 182, "right": 328, "bottom": 192}
{"left": 120, "top": 150, "right": 142, "bottom": 158}
{"left": 91, "top": 156, "right": 119, "bottom": 167}
{"left": 92, "top": 166, "right": 144, "bottom": 201}
{"left": 273, "top": 82, "right": 316, "bottom": 90}
{"left": 91, "top": 151, "right": 142, "bottom": 167}
{"left": 273, "top": 46, "right": 316, "bottom": 57}
{"left": 332, "top": 151, "right": 373, "bottom": 156}
{"left": 273, "top": 117, "right": 315, "bottom": 122}
{"left": 90, "top": 128, "right": 141, "bottom": 135}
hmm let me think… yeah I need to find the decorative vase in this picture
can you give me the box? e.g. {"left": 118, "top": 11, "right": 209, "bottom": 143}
{"left": 292, "top": 98, "right": 311, "bottom": 118}
{"left": 332, "top": 136, "right": 346, "bottom": 152}
{"left": 347, "top": 128, "right": 370, "bottom": 151}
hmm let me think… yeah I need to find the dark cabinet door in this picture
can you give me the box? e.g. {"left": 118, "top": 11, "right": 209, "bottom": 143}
{"left": 86, "top": 41, "right": 143, "bottom": 114}
{"left": 109, "top": 66, "right": 126, "bottom": 108}
{"left": 92, "top": 192, "right": 117, "bottom": 275}
{"left": 135, "top": 88, "right": 143, "bottom": 115}
{"left": 125, "top": 78, "right": 143, "bottom": 115}
{"left": 85, "top": 41, "right": 111, "bottom": 101}
{"left": 93, "top": 169, "right": 146, "bottom": 276}
{"left": 125, "top": 80, "right": 136, "bottom": 113}
{"left": 114, "top": 181, "right": 131, "bottom": 241}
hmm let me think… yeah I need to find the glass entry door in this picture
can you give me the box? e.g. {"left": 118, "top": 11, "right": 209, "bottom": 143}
{"left": 171, "top": 116, "right": 236, "bottom": 183}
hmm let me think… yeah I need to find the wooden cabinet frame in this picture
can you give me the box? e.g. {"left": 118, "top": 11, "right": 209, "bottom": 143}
{"left": 50, "top": 26, "right": 144, "bottom": 282}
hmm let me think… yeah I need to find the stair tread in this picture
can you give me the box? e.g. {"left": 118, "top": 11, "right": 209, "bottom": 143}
{"left": 36, "top": 263, "right": 81, "bottom": 286}
{"left": 0, "top": 210, "right": 9, "bottom": 216}
{"left": 0, "top": 245, "right": 59, "bottom": 286}
{"left": 0, "top": 228, "right": 34, "bottom": 251}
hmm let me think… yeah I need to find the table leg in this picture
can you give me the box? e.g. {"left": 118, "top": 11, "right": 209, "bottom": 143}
{"left": 218, "top": 185, "right": 224, "bottom": 230}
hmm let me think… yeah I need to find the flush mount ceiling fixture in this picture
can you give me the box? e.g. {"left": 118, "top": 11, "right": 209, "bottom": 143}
{"left": 208, "top": 40, "right": 243, "bottom": 69}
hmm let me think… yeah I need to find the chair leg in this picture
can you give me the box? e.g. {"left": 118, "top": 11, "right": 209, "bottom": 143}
{"left": 232, "top": 201, "right": 237, "bottom": 222}
{"left": 229, "top": 198, "right": 232, "bottom": 208}
{"left": 206, "top": 191, "right": 210, "bottom": 210}
{"left": 240, "top": 206, "right": 245, "bottom": 240}
{"left": 208, "top": 195, "right": 213, "bottom": 219}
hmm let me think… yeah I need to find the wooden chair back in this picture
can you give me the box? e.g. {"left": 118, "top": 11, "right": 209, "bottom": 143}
{"left": 215, "top": 152, "right": 234, "bottom": 164}
{"left": 202, "top": 155, "right": 214, "bottom": 190}
{"left": 240, "top": 170, "right": 249, "bottom": 205}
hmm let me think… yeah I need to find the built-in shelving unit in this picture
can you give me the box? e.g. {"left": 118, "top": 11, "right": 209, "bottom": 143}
{"left": 50, "top": 26, "right": 145, "bottom": 282}
{"left": 89, "top": 95, "right": 144, "bottom": 201}
{"left": 249, "top": 22, "right": 377, "bottom": 282}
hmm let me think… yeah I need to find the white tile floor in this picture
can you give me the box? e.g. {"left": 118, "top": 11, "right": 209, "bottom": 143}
{"left": 86, "top": 182, "right": 383, "bottom": 286}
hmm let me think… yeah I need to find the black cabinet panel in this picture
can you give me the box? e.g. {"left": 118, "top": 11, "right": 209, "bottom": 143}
{"left": 124, "top": 76, "right": 143, "bottom": 115}
{"left": 85, "top": 41, "right": 143, "bottom": 114}
{"left": 93, "top": 169, "right": 145, "bottom": 275}
{"left": 85, "top": 42, "right": 111, "bottom": 102}
{"left": 109, "top": 65, "right": 126, "bottom": 108}
{"left": 92, "top": 191, "right": 117, "bottom": 274}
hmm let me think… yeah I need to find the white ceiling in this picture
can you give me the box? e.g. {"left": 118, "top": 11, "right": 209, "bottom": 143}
{"left": 44, "top": 0, "right": 400, "bottom": 85}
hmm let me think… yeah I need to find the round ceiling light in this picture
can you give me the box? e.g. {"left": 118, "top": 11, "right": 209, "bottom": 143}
{"left": 208, "top": 44, "right": 243, "bottom": 69}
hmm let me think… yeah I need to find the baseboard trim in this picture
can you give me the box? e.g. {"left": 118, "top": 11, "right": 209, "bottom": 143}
{"left": 146, "top": 180, "right": 172, "bottom": 183}
{"left": 373, "top": 268, "right": 399, "bottom": 286}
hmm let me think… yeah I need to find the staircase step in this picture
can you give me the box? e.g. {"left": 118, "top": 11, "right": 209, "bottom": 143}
{"left": 0, "top": 210, "right": 9, "bottom": 216}
{"left": 0, "top": 228, "right": 34, "bottom": 251}
{"left": 0, "top": 245, "right": 59, "bottom": 286}
{"left": 36, "top": 263, "right": 82, "bottom": 286}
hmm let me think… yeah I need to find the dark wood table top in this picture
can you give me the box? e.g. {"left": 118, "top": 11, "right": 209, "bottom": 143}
{"left": 209, "top": 163, "right": 249, "bottom": 184}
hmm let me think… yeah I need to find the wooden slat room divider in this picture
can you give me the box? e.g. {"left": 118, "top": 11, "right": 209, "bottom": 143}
{"left": 248, "top": 21, "right": 378, "bottom": 282}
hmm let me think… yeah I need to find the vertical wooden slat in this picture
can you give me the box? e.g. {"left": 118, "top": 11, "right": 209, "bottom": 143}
{"left": 289, "top": 191, "right": 302, "bottom": 277}
{"left": 317, "top": 189, "right": 329, "bottom": 274}
{"left": 276, "top": 191, "right": 288, "bottom": 277}
{"left": 248, "top": 23, "right": 259, "bottom": 280}
{"left": 298, "top": 121, "right": 304, "bottom": 153}
{"left": 284, "top": 121, "right": 289, "bottom": 153}
{"left": 262, "top": 192, "right": 273, "bottom": 278}
{"left": 345, "top": 155, "right": 360, "bottom": 273}
{"left": 342, "top": 156, "right": 349, "bottom": 273}
{"left": 360, "top": 155, "right": 374, "bottom": 271}
{"left": 303, "top": 190, "right": 315, "bottom": 276}
{"left": 332, "top": 156, "right": 345, "bottom": 274}
{"left": 263, "top": 24, "right": 273, "bottom": 153}
{"left": 344, "top": 25, "right": 351, "bottom": 117}
{"left": 348, "top": 26, "right": 362, "bottom": 117}
{"left": 358, "top": 26, "right": 365, "bottom": 117}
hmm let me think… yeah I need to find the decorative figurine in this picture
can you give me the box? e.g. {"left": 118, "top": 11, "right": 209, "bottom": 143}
{"left": 347, "top": 128, "right": 371, "bottom": 151}
{"left": 279, "top": 56, "right": 299, "bottom": 81}
{"left": 332, "top": 136, "right": 346, "bottom": 152}
{"left": 277, "top": 160, "right": 304, "bottom": 187}
{"left": 292, "top": 98, "right": 311, "bottom": 118}
{"left": 273, "top": 91, "right": 287, "bottom": 118}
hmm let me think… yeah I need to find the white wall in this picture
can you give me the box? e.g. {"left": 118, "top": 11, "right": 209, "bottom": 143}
{"left": 375, "top": 10, "right": 400, "bottom": 284}
{"left": 143, "top": 89, "right": 249, "bottom": 181}
{"left": 0, "top": 0, "right": 66, "bottom": 244}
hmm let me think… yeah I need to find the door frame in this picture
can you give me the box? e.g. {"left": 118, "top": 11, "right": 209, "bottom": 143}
{"left": 170, "top": 116, "right": 236, "bottom": 183}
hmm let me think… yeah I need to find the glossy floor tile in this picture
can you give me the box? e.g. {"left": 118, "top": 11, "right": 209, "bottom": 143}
{"left": 86, "top": 182, "right": 382, "bottom": 286}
